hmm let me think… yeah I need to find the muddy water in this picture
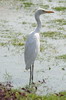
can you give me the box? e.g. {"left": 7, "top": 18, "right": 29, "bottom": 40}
{"left": 0, "top": 0, "right": 66, "bottom": 95}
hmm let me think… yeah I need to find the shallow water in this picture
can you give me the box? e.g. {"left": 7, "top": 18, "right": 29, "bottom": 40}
{"left": 0, "top": 0, "right": 66, "bottom": 95}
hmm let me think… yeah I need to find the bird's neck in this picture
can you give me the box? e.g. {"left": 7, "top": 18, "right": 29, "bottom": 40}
{"left": 35, "top": 15, "right": 41, "bottom": 33}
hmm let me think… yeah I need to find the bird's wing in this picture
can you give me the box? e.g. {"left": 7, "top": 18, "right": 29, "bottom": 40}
{"left": 24, "top": 33, "right": 40, "bottom": 69}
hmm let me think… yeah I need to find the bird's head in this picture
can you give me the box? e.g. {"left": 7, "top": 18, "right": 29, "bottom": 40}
{"left": 35, "top": 8, "right": 54, "bottom": 16}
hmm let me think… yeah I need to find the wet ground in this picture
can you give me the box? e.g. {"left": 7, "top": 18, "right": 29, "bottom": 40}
{"left": 0, "top": 0, "right": 66, "bottom": 95}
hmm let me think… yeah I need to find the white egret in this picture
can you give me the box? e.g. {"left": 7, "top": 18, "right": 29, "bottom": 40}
{"left": 24, "top": 8, "right": 54, "bottom": 85}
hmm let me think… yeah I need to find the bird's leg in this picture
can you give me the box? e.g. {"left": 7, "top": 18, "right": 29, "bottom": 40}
{"left": 29, "top": 66, "right": 31, "bottom": 85}
{"left": 32, "top": 64, "right": 34, "bottom": 83}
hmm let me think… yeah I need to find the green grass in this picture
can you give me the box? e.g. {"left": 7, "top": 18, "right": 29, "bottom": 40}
{"left": 52, "top": 19, "right": 66, "bottom": 25}
{"left": 0, "top": 42, "right": 7, "bottom": 46}
{"left": 59, "top": 1, "right": 66, "bottom": 3}
{"left": 40, "top": 4, "right": 49, "bottom": 9}
{"left": 32, "top": 23, "right": 36, "bottom": 27}
{"left": 58, "top": 27, "right": 64, "bottom": 30}
{"left": 42, "top": 31, "right": 57, "bottom": 37}
{"left": 11, "top": 38, "right": 24, "bottom": 46}
{"left": 0, "top": 38, "right": 25, "bottom": 47}
{"left": 41, "top": 31, "right": 66, "bottom": 39}
{"left": 23, "top": 2, "right": 34, "bottom": 8}
{"left": 56, "top": 54, "right": 66, "bottom": 60}
{"left": 49, "top": 0, "right": 52, "bottom": 2}
{"left": 0, "top": 31, "right": 26, "bottom": 46}
{"left": 53, "top": 6, "right": 66, "bottom": 11}
{"left": 40, "top": 45, "right": 45, "bottom": 52}
{"left": 22, "top": 21, "right": 27, "bottom": 24}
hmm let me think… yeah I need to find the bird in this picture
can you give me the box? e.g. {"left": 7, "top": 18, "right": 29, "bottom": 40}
{"left": 24, "top": 8, "right": 54, "bottom": 85}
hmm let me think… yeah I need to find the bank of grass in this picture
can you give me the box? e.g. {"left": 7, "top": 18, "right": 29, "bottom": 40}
{"left": 0, "top": 83, "right": 66, "bottom": 100}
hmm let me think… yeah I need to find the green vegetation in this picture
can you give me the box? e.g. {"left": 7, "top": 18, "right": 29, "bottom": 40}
{"left": 41, "top": 31, "right": 66, "bottom": 39}
{"left": 62, "top": 68, "right": 65, "bottom": 70}
{"left": 56, "top": 54, "right": 66, "bottom": 60}
{"left": 40, "top": 45, "right": 45, "bottom": 52}
{"left": 49, "top": 67, "right": 51, "bottom": 70}
{"left": 23, "top": 2, "right": 34, "bottom": 8}
{"left": 52, "top": 19, "right": 66, "bottom": 25}
{"left": 49, "top": 0, "right": 52, "bottom": 2}
{"left": 0, "top": 42, "right": 7, "bottom": 46}
{"left": 59, "top": 1, "right": 66, "bottom": 3}
{"left": 0, "top": 83, "right": 66, "bottom": 100}
{"left": 32, "top": 23, "right": 36, "bottom": 27}
{"left": 40, "top": 5, "right": 49, "bottom": 9}
{"left": 42, "top": 31, "right": 57, "bottom": 38}
{"left": 58, "top": 27, "right": 64, "bottom": 30}
{"left": 11, "top": 38, "right": 24, "bottom": 46}
{"left": 53, "top": 6, "right": 66, "bottom": 11}
{"left": 22, "top": 21, "right": 27, "bottom": 24}
{"left": 16, "top": 0, "right": 34, "bottom": 7}
{"left": 0, "top": 31, "right": 26, "bottom": 46}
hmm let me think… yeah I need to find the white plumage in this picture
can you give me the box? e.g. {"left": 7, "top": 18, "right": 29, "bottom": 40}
{"left": 24, "top": 32, "right": 40, "bottom": 70}
{"left": 24, "top": 8, "right": 54, "bottom": 85}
